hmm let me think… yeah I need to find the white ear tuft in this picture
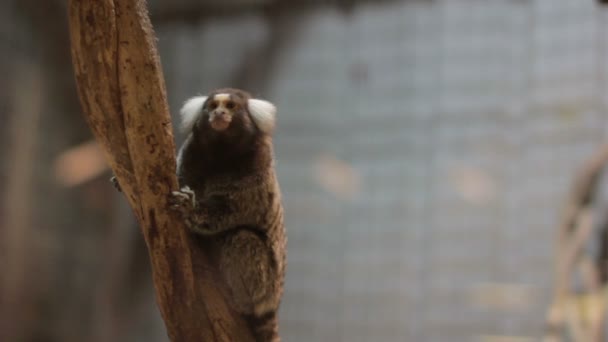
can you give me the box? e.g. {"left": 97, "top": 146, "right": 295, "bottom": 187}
{"left": 179, "top": 96, "right": 208, "bottom": 133}
{"left": 248, "top": 98, "right": 276, "bottom": 134}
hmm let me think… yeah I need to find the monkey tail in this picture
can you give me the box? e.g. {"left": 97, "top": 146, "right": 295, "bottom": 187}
{"left": 246, "top": 311, "right": 280, "bottom": 342}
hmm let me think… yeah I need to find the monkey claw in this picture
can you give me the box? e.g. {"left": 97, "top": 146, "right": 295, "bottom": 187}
{"left": 169, "top": 186, "right": 196, "bottom": 208}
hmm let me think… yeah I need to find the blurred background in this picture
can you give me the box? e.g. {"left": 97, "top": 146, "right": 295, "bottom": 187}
{"left": 3, "top": 0, "right": 608, "bottom": 341}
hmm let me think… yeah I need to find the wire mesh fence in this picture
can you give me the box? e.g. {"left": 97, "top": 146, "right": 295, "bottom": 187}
{"left": 157, "top": 1, "right": 608, "bottom": 341}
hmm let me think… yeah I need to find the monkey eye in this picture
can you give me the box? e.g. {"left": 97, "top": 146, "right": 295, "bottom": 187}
{"left": 225, "top": 101, "right": 236, "bottom": 110}
{"left": 209, "top": 101, "right": 218, "bottom": 110}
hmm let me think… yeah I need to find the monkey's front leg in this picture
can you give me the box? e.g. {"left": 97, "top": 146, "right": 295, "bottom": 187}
{"left": 169, "top": 186, "right": 207, "bottom": 230}
{"left": 169, "top": 187, "right": 237, "bottom": 235}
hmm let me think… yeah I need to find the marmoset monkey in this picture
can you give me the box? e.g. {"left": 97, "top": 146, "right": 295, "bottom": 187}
{"left": 169, "top": 88, "right": 286, "bottom": 342}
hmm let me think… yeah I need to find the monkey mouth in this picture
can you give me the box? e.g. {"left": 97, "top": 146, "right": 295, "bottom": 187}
{"left": 209, "top": 115, "right": 232, "bottom": 131}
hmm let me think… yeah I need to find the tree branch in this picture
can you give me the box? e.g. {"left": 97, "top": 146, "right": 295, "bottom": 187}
{"left": 68, "top": 1, "right": 254, "bottom": 341}
{"left": 545, "top": 145, "right": 608, "bottom": 342}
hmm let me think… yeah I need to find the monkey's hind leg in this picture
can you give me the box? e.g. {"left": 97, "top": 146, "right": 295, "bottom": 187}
{"left": 219, "top": 228, "right": 278, "bottom": 317}
{"left": 220, "top": 229, "right": 281, "bottom": 341}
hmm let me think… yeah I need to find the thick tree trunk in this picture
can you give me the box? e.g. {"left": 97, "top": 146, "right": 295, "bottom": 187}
{"left": 67, "top": 1, "right": 255, "bottom": 341}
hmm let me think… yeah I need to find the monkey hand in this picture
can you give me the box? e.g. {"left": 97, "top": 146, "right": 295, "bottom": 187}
{"left": 170, "top": 186, "right": 196, "bottom": 210}
{"left": 169, "top": 186, "right": 206, "bottom": 229}
{"left": 110, "top": 176, "right": 122, "bottom": 192}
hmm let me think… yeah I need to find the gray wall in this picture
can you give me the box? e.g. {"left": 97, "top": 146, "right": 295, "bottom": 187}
{"left": 156, "top": 1, "right": 608, "bottom": 341}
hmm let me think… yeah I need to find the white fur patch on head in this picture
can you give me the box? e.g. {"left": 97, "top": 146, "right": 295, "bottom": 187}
{"left": 248, "top": 98, "right": 276, "bottom": 134}
{"left": 179, "top": 96, "right": 208, "bottom": 133}
{"left": 214, "top": 93, "right": 230, "bottom": 101}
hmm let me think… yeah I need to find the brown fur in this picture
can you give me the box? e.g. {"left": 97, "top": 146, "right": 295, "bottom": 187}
{"left": 172, "top": 88, "right": 286, "bottom": 342}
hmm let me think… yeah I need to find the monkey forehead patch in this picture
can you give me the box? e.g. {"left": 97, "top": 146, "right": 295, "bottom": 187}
{"left": 213, "top": 93, "right": 231, "bottom": 102}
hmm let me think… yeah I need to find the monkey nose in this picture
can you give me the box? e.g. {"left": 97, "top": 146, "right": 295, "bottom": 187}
{"left": 209, "top": 111, "right": 232, "bottom": 131}
{"left": 210, "top": 111, "right": 229, "bottom": 120}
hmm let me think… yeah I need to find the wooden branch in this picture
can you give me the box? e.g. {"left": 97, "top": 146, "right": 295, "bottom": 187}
{"left": 68, "top": 1, "right": 254, "bottom": 341}
{"left": 545, "top": 145, "right": 608, "bottom": 342}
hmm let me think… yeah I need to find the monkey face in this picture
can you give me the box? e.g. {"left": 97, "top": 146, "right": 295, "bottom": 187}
{"left": 180, "top": 88, "right": 277, "bottom": 139}
{"left": 205, "top": 93, "right": 243, "bottom": 132}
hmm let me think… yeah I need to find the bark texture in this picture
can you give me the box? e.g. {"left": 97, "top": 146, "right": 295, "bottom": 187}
{"left": 68, "top": 1, "right": 255, "bottom": 341}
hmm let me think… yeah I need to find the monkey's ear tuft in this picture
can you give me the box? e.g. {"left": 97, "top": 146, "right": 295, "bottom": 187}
{"left": 248, "top": 99, "right": 276, "bottom": 134}
{"left": 180, "top": 96, "right": 208, "bottom": 133}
